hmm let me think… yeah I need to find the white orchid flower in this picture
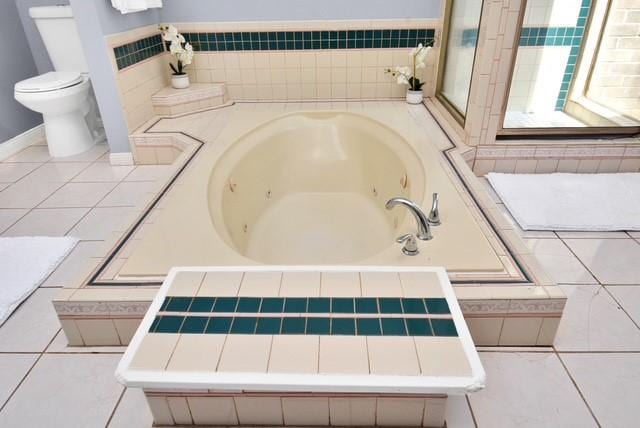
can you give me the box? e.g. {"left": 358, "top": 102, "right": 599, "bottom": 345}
{"left": 161, "top": 24, "right": 179, "bottom": 42}
{"left": 409, "top": 43, "right": 424, "bottom": 57}
{"left": 169, "top": 41, "right": 184, "bottom": 55}
{"left": 177, "top": 34, "right": 185, "bottom": 43}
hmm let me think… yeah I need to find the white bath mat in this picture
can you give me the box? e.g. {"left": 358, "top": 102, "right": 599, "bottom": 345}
{"left": 486, "top": 172, "right": 640, "bottom": 231}
{"left": 0, "top": 236, "right": 78, "bottom": 324}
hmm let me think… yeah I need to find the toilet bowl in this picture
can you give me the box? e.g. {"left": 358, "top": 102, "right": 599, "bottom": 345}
{"left": 14, "top": 71, "right": 98, "bottom": 158}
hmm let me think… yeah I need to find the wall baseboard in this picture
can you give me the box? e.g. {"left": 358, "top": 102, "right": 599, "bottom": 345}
{"left": 0, "top": 124, "right": 45, "bottom": 161}
{"left": 109, "top": 152, "right": 134, "bottom": 166}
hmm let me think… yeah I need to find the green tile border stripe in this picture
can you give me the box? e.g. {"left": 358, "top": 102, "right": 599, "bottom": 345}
{"left": 114, "top": 28, "right": 436, "bottom": 71}
{"left": 180, "top": 28, "right": 435, "bottom": 52}
{"left": 159, "top": 296, "right": 451, "bottom": 315}
{"left": 149, "top": 315, "right": 458, "bottom": 337}
{"left": 114, "top": 34, "right": 164, "bottom": 71}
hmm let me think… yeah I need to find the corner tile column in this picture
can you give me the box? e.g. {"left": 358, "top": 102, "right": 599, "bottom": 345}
{"left": 464, "top": 0, "right": 523, "bottom": 146}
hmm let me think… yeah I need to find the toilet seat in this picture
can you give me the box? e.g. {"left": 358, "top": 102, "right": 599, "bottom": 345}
{"left": 15, "top": 71, "right": 83, "bottom": 93}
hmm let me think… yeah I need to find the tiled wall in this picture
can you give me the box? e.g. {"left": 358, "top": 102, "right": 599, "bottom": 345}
{"left": 507, "top": 0, "right": 591, "bottom": 113}
{"left": 107, "top": 20, "right": 440, "bottom": 133}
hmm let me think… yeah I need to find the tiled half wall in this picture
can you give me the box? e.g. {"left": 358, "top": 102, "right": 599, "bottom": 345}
{"left": 107, "top": 20, "right": 440, "bottom": 132}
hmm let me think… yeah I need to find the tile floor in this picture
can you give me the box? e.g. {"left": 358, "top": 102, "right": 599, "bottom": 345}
{"left": 0, "top": 140, "right": 639, "bottom": 427}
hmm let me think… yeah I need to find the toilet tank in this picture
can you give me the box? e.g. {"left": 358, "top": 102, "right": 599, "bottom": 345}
{"left": 29, "top": 5, "right": 88, "bottom": 73}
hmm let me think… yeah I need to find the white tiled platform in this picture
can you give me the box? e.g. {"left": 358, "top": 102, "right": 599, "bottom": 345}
{"left": 0, "top": 134, "right": 639, "bottom": 426}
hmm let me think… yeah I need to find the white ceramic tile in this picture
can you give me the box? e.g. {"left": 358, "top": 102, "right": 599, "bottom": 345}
{"left": 4, "top": 146, "right": 51, "bottom": 162}
{"left": 98, "top": 181, "right": 157, "bottom": 208}
{"left": 0, "top": 163, "right": 41, "bottom": 182}
{"left": 561, "top": 353, "right": 640, "bottom": 428}
{"left": 0, "top": 288, "right": 61, "bottom": 352}
{"left": 40, "top": 182, "right": 117, "bottom": 208}
{"left": 445, "top": 395, "right": 476, "bottom": 428}
{"left": 606, "top": 285, "right": 640, "bottom": 326}
{"left": 107, "top": 388, "right": 153, "bottom": 428}
{"left": 2, "top": 208, "right": 89, "bottom": 237}
{"left": 0, "top": 209, "right": 28, "bottom": 233}
{"left": 67, "top": 207, "right": 134, "bottom": 240}
{"left": 45, "top": 330, "right": 125, "bottom": 353}
{"left": 563, "top": 239, "right": 640, "bottom": 285}
{"left": 124, "top": 165, "right": 173, "bottom": 182}
{"left": 42, "top": 241, "right": 103, "bottom": 287}
{"left": 0, "top": 354, "right": 123, "bottom": 428}
{"left": 25, "top": 162, "right": 91, "bottom": 182}
{"left": 0, "top": 179, "right": 62, "bottom": 209}
{"left": 50, "top": 144, "right": 109, "bottom": 163}
{"left": 468, "top": 352, "right": 597, "bottom": 428}
{"left": 556, "top": 231, "right": 630, "bottom": 239}
{"left": 526, "top": 239, "right": 597, "bottom": 284}
{"left": 555, "top": 285, "right": 640, "bottom": 351}
{"left": 72, "top": 163, "right": 135, "bottom": 182}
{"left": 0, "top": 354, "right": 38, "bottom": 406}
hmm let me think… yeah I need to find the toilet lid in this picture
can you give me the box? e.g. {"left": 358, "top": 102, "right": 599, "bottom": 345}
{"left": 15, "top": 71, "right": 83, "bottom": 93}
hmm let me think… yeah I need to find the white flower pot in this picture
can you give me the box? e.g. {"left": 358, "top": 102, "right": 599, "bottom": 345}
{"left": 406, "top": 90, "right": 423, "bottom": 104}
{"left": 171, "top": 74, "right": 190, "bottom": 89}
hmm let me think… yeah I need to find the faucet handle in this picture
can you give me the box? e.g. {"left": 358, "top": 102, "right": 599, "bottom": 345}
{"left": 428, "top": 192, "right": 441, "bottom": 226}
{"left": 396, "top": 234, "right": 419, "bottom": 256}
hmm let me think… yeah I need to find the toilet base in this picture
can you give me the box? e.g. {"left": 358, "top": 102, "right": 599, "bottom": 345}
{"left": 43, "top": 109, "right": 97, "bottom": 158}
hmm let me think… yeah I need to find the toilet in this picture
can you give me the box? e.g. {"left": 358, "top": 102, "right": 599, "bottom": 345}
{"left": 14, "top": 5, "right": 104, "bottom": 158}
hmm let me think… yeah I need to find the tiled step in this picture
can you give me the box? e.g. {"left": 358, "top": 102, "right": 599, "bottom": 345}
{"left": 151, "top": 83, "right": 228, "bottom": 116}
{"left": 116, "top": 266, "right": 485, "bottom": 427}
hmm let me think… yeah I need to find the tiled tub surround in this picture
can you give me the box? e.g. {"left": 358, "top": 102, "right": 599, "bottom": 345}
{"left": 116, "top": 267, "right": 484, "bottom": 427}
{"left": 151, "top": 83, "right": 229, "bottom": 116}
{"left": 53, "top": 102, "right": 565, "bottom": 348}
{"left": 106, "top": 20, "right": 440, "bottom": 133}
{"left": 471, "top": 141, "right": 640, "bottom": 175}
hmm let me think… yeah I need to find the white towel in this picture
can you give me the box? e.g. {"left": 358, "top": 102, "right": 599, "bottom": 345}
{"left": 0, "top": 237, "right": 78, "bottom": 324}
{"left": 110, "top": 0, "right": 162, "bottom": 14}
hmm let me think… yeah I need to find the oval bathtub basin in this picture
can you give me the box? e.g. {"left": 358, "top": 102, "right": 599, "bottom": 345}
{"left": 120, "top": 108, "right": 504, "bottom": 278}
{"left": 209, "top": 112, "right": 423, "bottom": 264}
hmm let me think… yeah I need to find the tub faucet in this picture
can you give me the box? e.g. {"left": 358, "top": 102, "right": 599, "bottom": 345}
{"left": 385, "top": 197, "right": 433, "bottom": 241}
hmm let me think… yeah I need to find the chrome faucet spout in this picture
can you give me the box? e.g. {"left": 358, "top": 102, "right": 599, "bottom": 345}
{"left": 385, "top": 197, "right": 432, "bottom": 240}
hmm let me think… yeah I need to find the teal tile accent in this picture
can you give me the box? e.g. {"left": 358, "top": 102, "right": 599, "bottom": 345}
{"left": 154, "top": 316, "right": 184, "bottom": 333}
{"left": 379, "top": 298, "right": 403, "bottom": 314}
{"left": 356, "top": 318, "right": 382, "bottom": 335}
{"left": 332, "top": 298, "right": 355, "bottom": 313}
{"left": 281, "top": 317, "right": 306, "bottom": 334}
{"left": 205, "top": 316, "right": 232, "bottom": 334}
{"left": 424, "top": 298, "right": 450, "bottom": 314}
{"left": 212, "top": 297, "right": 238, "bottom": 312}
{"left": 406, "top": 318, "right": 433, "bottom": 336}
{"left": 150, "top": 315, "right": 457, "bottom": 337}
{"left": 306, "top": 317, "right": 331, "bottom": 334}
{"left": 256, "top": 317, "right": 282, "bottom": 334}
{"left": 284, "top": 298, "right": 307, "bottom": 313}
{"left": 308, "top": 298, "right": 331, "bottom": 313}
{"left": 114, "top": 34, "right": 164, "bottom": 71}
{"left": 381, "top": 318, "right": 407, "bottom": 336}
{"left": 180, "top": 316, "right": 209, "bottom": 334}
{"left": 402, "top": 298, "right": 427, "bottom": 314}
{"left": 431, "top": 319, "right": 458, "bottom": 337}
{"left": 237, "top": 297, "right": 261, "bottom": 312}
{"left": 230, "top": 317, "right": 257, "bottom": 334}
{"left": 260, "top": 298, "right": 285, "bottom": 313}
{"left": 188, "top": 297, "right": 215, "bottom": 313}
{"left": 165, "top": 297, "right": 192, "bottom": 312}
{"left": 355, "top": 298, "right": 378, "bottom": 314}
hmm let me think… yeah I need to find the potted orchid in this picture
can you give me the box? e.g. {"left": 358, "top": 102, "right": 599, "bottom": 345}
{"left": 159, "top": 24, "right": 194, "bottom": 89}
{"left": 386, "top": 43, "right": 432, "bottom": 104}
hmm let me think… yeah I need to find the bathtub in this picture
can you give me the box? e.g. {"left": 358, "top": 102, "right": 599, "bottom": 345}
{"left": 120, "top": 108, "right": 503, "bottom": 278}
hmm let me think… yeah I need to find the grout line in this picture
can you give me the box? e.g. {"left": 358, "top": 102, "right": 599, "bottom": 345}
{"left": 103, "top": 385, "right": 127, "bottom": 428}
{"left": 601, "top": 286, "right": 640, "bottom": 331}
{"left": 555, "top": 350, "right": 603, "bottom": 428}
{"left": 464, "top": 393, "right": 479, "bottom": 428}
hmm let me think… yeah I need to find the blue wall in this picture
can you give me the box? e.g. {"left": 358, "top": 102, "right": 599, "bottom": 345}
{"left": 1, "top": 0, "right": 42, "bottom": 142}
{"left": 159, "top": 0, "right": 442, "bottom": 22}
